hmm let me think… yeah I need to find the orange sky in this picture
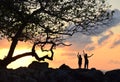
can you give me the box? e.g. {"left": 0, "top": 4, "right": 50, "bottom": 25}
{"left": 0, "top": 0, "right": 120, "bottom": 70}
{"left": 48, "top": 25, "right": 120, "bottom": 70}
{"left": 0, "top": 25, "right": 120, "bottom": 70}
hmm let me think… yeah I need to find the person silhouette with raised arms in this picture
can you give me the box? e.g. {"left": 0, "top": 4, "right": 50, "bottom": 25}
{"left": 83, "top": 50, "right": 94, "bottom": 69}
{"left": 77, "top": 52, "right": 82, "bottom": 69}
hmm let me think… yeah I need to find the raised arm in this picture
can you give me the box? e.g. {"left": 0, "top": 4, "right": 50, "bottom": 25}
{"left": 88, "top": 54, "right": 94, "bottom": 58}
{"left": 77, "top": 52, "right": 80, "bottom": 57}
{"left": 83, "top": 50, "right": 86, "bottom": 55}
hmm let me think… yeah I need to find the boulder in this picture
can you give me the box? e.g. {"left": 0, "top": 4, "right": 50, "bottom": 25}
{"left": 28, "top": 61, "right": 49, "bottom": 70}
{"left": 59, "top": 64, "right": 71, "bottom": 70}
{"left": 1, "top": 63, "right": 120, "bottom": 82}
{"left": 105, "top": 69, "right": 120, "bottom": 82}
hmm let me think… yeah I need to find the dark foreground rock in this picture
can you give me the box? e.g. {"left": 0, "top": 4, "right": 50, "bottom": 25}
{"left": 0, "top": 61, "right": 120, "bottom": 82}
{"left": 104, "top": 69, "right": 120, "bottom": 82}
{"left": 28, "top": 61, "right": 48, "bottom": 70}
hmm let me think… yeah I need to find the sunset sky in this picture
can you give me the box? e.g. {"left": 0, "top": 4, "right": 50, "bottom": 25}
{"left": 0, "top": 0, "right": 120, "bottom": 71}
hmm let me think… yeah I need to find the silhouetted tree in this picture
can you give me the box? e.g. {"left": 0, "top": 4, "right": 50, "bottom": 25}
{"left": 0, "top": 0, "right": 113, "bottom": 68}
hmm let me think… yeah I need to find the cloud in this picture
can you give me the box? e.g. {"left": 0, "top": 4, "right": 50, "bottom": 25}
{"left": 98, "top": 31, "right": 113, "bottom": 45}
{"left": 111, "top": 39, "right": 120, "bottom": 48}
{"left": 66, "top": 9, "right": 120, "bottom": 50}
{"left": 111, "top": 9, "right": 120, "bottom": 26}
{"left": 109, "top": 60, "right": 120, "bottom": 65}
{"left": 113, "top": 39, "right": 120, "bottom": 46}
{"left": 80, "top": 9, "right": 120, "bottom": 36}
{"left": 85, "top": 46, "right": 95, "bottom": 51}
{"left": 67, "top": 33, "right": 93, "bottom": 50}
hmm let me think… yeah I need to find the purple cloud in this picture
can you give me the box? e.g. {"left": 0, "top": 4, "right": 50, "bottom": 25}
{"left": 85, "top": 46, "right": 95, "bottom": 51}
{"left": 98, "top": 31, "right": 113, "bottom": 45}
{"left": 111, "top": 39, "right": 120, "bottom": 48}
{"left": 67, "top": 33, "right": 93, "bottom": 50}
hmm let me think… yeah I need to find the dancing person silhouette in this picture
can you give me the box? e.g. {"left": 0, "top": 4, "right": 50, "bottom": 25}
{"left": 83, "top": 50, "right": 94, "bottom": 69}
{"left": 77, "top": 52, "right": 82, "bottom": 69}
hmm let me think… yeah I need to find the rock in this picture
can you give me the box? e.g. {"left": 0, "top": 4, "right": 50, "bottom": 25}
{"left": 25, "top": 76, "right": 37, "bottom": 82}
{"left": 66, "top": 68, "right": 104, "bottom": 82}
{"left": 0, "top": 63, "right": 120, "bottom": 82}
{"left": 105, "top": 69, "right": 120, "bottom": 82}
{"left": 59, "top": 64, "right": 71, "bottom": 70}
{"left": 28, "top": 61, "right": 48, "bottom": 70}
{"left": 47, "top": 69, "right": 75, "bottom": 82}
{"left": 83, "top": 69, "right": 104, "bottom": 82}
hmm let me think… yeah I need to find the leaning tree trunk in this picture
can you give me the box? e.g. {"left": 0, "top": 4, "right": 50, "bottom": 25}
{"left": 0, "top": 21, "right": 55, "bottom": 68}
{"left": 0, "top": 41, "right": 55, "bottom": 68}
{"left": 0, "top": 23, "right": 26, "bottom": 68}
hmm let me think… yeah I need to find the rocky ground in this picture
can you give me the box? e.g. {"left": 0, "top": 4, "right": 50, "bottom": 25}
{"left": 0, "top": 61, "right": 120, "bottom": 82}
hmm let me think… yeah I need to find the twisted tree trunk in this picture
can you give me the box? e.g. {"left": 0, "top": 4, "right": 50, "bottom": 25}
{"left": 0, "top": 23, "right": 26, "bottom": 68}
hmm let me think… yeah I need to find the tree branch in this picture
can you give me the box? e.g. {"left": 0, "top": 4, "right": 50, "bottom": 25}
{"left": 12, "top": 52, "right": 33, "bottom": 62}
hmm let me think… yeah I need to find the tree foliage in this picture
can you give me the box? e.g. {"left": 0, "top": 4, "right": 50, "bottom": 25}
{"left": 0, "top": 0, "right": 113, "bottom": 68}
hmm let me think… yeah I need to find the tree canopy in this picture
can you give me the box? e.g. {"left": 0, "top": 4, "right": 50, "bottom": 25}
{"left": 0, "top": 0, "right": 113, "bottom": 68}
